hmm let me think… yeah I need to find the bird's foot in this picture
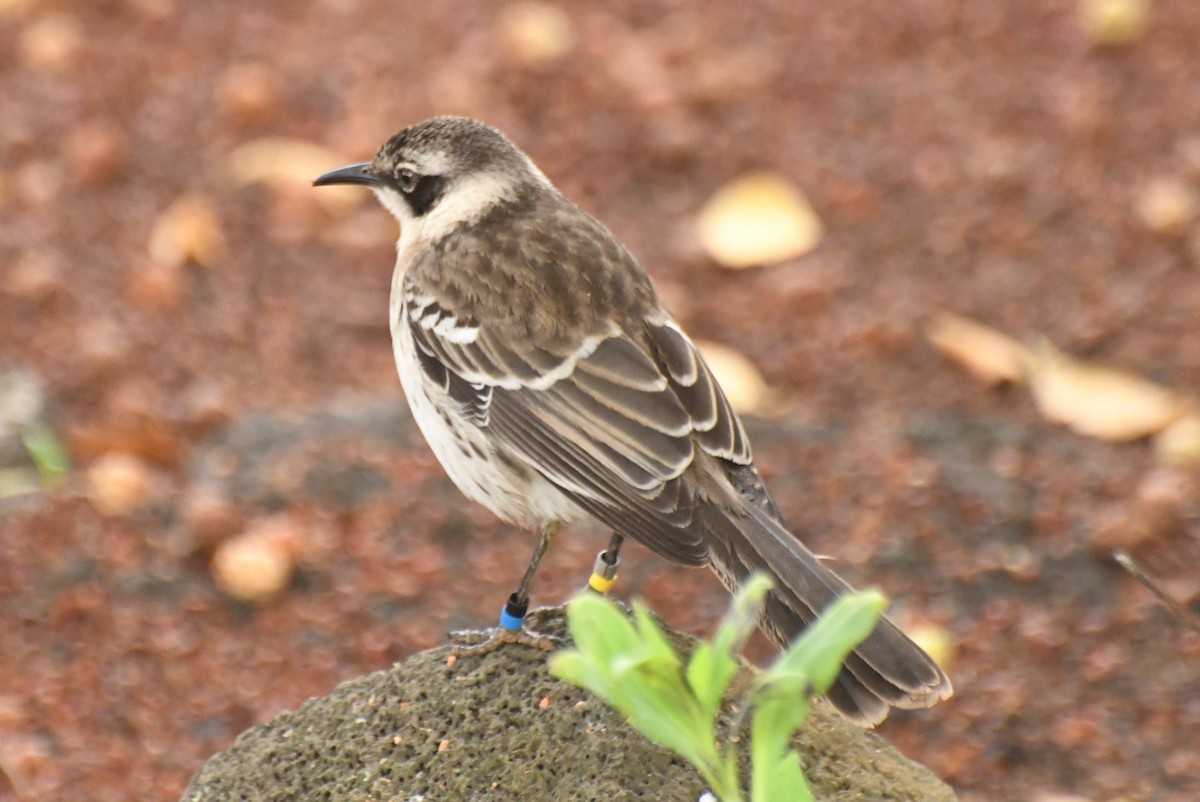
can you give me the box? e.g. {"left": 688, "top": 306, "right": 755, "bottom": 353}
{"left": 448, "top": 624, "right": 563, "bottom": 655}
{"left": 448, "top": 601, "right": 565, "bottom": 656}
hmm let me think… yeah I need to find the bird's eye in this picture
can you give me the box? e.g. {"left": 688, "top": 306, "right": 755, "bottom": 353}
{"left": 397, "top": 168, "right": 419, "bottom": 193}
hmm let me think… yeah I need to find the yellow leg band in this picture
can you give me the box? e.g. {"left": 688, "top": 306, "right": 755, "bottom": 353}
{"left": 588, "top": 572, "right": 617, "bottom": 594}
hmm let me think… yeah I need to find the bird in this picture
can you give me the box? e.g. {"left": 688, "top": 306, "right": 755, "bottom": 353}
{"left": 314, "top": 116, "right": 952, "bottom": 725}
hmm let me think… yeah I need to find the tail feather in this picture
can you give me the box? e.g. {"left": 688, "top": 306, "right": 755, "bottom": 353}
{"left": 701, "top": 502, "right": 952, "bottom": 726}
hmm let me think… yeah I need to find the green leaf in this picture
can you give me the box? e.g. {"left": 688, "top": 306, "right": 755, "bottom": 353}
{"left": 563, "top": 592, "right": 643, "bottom": 665}
{"left": 551, "top": 584, "right": 880, "bottom": 802}
{"left": 755, "top": 666, "right": 810, "bottom": 699}
{"left": 631, "top": 601, "right": 683, "bottom": 667}
{"left": 713, "top": 574, "right": 772, "bottom": 656}
{"left": 764, "top": 591, "right": 886, "bottom": 696}
{"left": 684, "top": 642, "right": 726, "bottom": 717}
{"left": 20, "top": 421, "right": 69, "bottom": 483}
{"left": 751, "top": 695, "right": 796, "bottom": 767}
{"left": 619, "top": 674, "right": 711, "bottom": 768}
{"left": 745, "top": 591, "right": 883, "bottom": 802}
{"left": 687, "top": 574, "right": 771, "bottom": 715}
{"left": 547, "top": 651, "right": 587, "bottom": 686}
{"left": 750, "top": 688, "right": 813, "bottom": 802}
{"left": 752, "top": 748, "right": 811, "bottom": 802}
{"left": 552, "top": 593, "right": 736, "bottom": 793}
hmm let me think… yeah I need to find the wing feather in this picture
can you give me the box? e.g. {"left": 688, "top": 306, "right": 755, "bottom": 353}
{"left": 646, "top": 322, "right": 751, "bottom": 462}
{"left": 406, "top": 279, "right": 765, "bottom": 566}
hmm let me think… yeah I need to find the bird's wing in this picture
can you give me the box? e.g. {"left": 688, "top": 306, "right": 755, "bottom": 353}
{"left": 404, "top": 279, "right": 755, "bottom": 566}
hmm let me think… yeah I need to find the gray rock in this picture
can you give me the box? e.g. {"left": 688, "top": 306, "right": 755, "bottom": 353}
{"left": 182, "top": 607, "right": 955, "bottom": 802}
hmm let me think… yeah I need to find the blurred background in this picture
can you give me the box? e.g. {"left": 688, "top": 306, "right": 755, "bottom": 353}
{"left": 2, "top": 1, "right": 1199, "bottom": 800}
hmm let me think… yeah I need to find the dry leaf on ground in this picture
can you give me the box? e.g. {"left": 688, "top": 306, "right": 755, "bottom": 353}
{"left": 1078, "top": 0, "right": 1150, "bottom": 47}
{"left": 148, "top": 193, "right": 226, "bottom": 269}
{"left": 926, "top": 313, "right": 1031, "bottom": 385}
{"left": 696, "top": 172, "right": 823, "bottom": 269}
{"left": 905, "top": 623, "right": 956, "bottom": 673}
{"left": 695, "top": 340, "right": 768, "bottom": 415}
{"left": 228, "top": 138, "right": 363, "bottom": 215}
{"left": 1024, "top": 340, "right": 1189, "bottom": 442}
{"left": 1155, "top": 414, "right": 1200, "bottom": 466}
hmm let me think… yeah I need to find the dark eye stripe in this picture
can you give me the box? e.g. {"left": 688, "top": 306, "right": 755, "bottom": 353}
{"left": 405, "top": 174, "right": 445, "bottom": 217}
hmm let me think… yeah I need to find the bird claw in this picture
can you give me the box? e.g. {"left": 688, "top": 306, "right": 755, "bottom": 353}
{"left": 448, "top": 624, "right": 563, "bottom": 655}
{"left": 448, "top": 606, "right": 567, "bottom": 655}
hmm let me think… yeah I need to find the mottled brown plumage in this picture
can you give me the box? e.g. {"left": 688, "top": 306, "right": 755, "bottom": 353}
{"left": 314, "top": 116, "right": 952, "bottom": 725}
{"left": 407, "top": 184, "right": 661, "bottom": 356}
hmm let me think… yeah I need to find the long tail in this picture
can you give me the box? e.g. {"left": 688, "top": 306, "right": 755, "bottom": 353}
{"left": 701, "top": 502, "right": 953, "bottom": 726}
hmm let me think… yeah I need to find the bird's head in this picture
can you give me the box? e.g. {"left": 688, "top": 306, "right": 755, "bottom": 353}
{"left": 314, "top": 116, "right": 551, "bottom": 240}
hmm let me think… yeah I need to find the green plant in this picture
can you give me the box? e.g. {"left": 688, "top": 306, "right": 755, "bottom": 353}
{"left": 21, "top": 421, "right": 70, "bottom": 484}
{"left": 549, "top": 575, "right": 886, "bottom": 802}
{"left": 0, "top": 421, "right": 70, "bottom": 499}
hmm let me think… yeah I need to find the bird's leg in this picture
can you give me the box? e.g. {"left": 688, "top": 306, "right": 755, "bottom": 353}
{"left": 511, "top": 519, "right": 558, "bottom": 608}
{"left": 450, "top": 521, "right": 563, "bottom": 654}
{"left": 587, "top": 532, "right": 624, "bottom": 595}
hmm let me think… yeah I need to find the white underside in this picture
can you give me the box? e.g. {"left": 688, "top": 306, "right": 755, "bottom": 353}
{"left": 389, "top": 275, "right": 586, "bottom": 529}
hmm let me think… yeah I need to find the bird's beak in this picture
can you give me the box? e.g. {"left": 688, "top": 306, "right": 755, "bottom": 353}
{"left": 313, "top": 162, "right": 382, "bottom": 188}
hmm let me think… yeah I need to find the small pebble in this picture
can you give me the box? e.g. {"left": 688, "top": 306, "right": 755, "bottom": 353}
{"left": 1078, "top": 0, "right": 1149, "bottom": 47}
{"left": 211, "top": 513, "right": 303, "bottom": 602}
{"left": 1135, "top": 176, "right": 1198, "bottom": 237}
{"left": 86, "top": 452, "right": 155, "bottom": 517}
{"left": 19, "top": 13, "right": 83, "bottom": 71}
{"left": 496, "top": 2, "right": 575, "bottom": 67}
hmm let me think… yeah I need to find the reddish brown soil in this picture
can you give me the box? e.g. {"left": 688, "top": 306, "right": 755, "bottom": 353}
{"left": 2, "top": 2, "right": 1198, "bottom": 801}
